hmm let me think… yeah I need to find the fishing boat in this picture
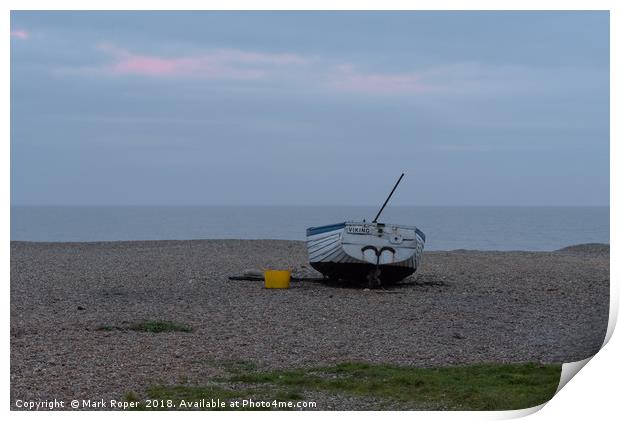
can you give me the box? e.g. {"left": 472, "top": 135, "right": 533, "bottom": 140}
{"left": 306, "top": 174, "right": 425, "bottom": 287}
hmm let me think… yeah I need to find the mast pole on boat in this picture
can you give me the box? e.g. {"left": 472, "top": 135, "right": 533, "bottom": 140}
{"left": 372, "top": 173, "right": 405, "bottom": 223}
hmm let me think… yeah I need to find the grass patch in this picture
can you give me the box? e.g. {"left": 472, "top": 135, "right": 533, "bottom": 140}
{"left": 95, "top": 320, "right": 194, "bottom": 333}
{"left": 127, "top": 320, "right": 194, "bottom": 333}
{"left": 95, "top": 325, "right": 117, "bottom": 332}
{"left": 124, "top": 391, "right": 139, "bottom": 403}
{"left": 227, "top": 361, "right": 561, "bottom": 410}
{"left": 131, "top": 361, "right": 561, "bottom": 411}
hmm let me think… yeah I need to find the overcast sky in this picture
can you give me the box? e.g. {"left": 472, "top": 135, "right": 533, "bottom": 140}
{"left": 10, "top": 11, "right": 609, "bottom": 206}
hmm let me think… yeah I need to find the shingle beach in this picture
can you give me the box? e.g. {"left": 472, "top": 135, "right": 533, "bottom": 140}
{"left": 10, "top": 240, "right": 609, "bottom": 409}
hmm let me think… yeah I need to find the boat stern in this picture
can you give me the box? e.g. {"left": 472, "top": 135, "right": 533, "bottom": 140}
{"left": 341, "top": 221, "right": 423, "bottom": 266}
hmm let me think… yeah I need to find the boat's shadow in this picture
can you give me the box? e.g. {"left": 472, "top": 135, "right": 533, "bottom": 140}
{"left": 294, "top": 275, "right": 449, "bottom": 290}
{"left": 228, "top": 274, "right": 448, "bottom": 290}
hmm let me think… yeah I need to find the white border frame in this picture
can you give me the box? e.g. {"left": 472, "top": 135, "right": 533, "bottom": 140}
{"left": 3, "top": 1, "right": 616, "bottom": 420}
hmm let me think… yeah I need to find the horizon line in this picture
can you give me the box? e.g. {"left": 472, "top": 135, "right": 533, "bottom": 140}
{"left": 10, "top": 203, "right": 611, "bottom": 208}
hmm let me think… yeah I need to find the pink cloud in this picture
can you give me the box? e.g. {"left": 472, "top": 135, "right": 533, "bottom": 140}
{"left": 62, "top": 42, "right": 500, "bottom": 98}
{"left": 330, "top": 65, "right": 435, "bottom": 95}
{"left": 11, "top": 30, "right": 29, "bottom": 40}
{"left": 86, "top": 43, "right": 309, "bottom": 79}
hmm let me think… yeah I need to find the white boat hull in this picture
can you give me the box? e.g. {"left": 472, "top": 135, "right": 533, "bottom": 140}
{"left": 306, "top": 221, "right": 425, "bottom": 284}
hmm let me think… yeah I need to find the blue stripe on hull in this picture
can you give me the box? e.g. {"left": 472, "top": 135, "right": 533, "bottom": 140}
{"left": 306, "top": 222, "right": 345, "bottom": 237}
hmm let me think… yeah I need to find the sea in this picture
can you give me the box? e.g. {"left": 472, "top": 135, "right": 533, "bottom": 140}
{"left": 10, "top": 206, "right": 609, "bottom": 251}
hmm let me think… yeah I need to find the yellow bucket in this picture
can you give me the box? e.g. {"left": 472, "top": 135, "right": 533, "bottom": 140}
{"left": 264, "top": 270, "right": 291, "bottom": 289}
